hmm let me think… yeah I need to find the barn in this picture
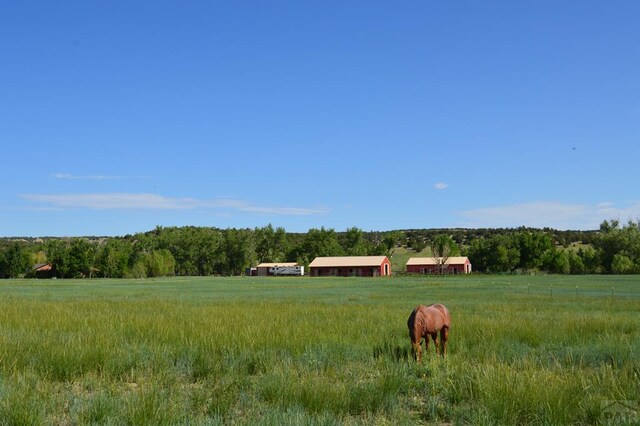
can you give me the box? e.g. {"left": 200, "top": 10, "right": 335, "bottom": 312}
{"left": 406, "top": 257, "right": 472, "bottom": 274}
{"left": 255, "top": 262, "right": 303, "bottom": 276}
{"left": 32, "top": 263, "right": 54, "bottom": 279}
{"left": 309, "top": 256, "right": 392, "bottom": 277}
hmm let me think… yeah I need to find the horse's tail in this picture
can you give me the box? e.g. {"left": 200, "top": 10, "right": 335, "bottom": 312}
{"left": 407, "top": 305, "right": 420, "bottom": 329}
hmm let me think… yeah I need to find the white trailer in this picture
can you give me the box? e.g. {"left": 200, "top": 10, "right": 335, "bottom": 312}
{"left": 268, "top": 265, "right": 304, "bottom": 276}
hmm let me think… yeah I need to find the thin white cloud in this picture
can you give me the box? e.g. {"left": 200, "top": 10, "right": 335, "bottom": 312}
{"left": 22, "top": 193, "right": 191, "bottom": 210}
{"left": 434, "top": 182, "right": 449, "bottom": 190}
{"left": 52, "top": 173, "right": 150, "bottom": 180}
{"left": 458, "top": 201, "right": 640, "bottom": 230}
{"left": 20, "top": 193, "right": 328, "bottom": 216}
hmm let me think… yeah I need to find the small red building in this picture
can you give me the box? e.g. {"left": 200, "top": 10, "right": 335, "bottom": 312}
{"left": 32, "top": 263, "right": 54, "bottom": 279}
{"left": 309, "top": 256, "right": 391, "bottom": 277}
{"left": 406, "top": 257, "right": 472, "bottom": 274}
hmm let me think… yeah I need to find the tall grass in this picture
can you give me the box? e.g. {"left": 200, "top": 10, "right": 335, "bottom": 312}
{"left": 0, "top": 275, "right": 638, "bottom": 424}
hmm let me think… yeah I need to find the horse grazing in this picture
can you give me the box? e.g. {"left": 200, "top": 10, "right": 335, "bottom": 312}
{"left": 407, "top": 304, "right": 451, "bottom": 362}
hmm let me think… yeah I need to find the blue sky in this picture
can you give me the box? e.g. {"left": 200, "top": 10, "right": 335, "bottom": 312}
{"left": 1, "top": 1, "right": 639, "bottom": 236}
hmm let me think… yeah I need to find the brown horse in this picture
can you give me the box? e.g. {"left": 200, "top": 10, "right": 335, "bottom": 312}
{"left": 407, "top": 304, "right": 451, "bottom": 362}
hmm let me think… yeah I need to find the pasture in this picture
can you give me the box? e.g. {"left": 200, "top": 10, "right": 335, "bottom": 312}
{"left": 0, "top": 275, "right": 638, "bottom": 424}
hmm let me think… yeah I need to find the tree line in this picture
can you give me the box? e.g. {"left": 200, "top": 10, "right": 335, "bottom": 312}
{"left": 463, "top": 220, "right": 640, "bottom": 274}
{"left": 0, "top": 220, "right": 638, "bottom": 278}
{"left": 0, "top": 226, "right": 395, "bottom": 279}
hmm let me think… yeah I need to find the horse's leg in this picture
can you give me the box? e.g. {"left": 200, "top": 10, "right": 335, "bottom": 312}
{"left": 424, "top": 334, "right": 430, "bottom": 356}
{"left": 410, "top": 330, "right": 422, "bottom": 362}
{"left": 413, "top": 340, "right": 422, "bottom": 363}
{"left": 431, "top": 332, "right": 438, "bottom": 356}
{"left": 440, "top": 327, "right": 449, "bottom": 357}
{"left": 411, "top": 336, "right": 422, "bottom": 363}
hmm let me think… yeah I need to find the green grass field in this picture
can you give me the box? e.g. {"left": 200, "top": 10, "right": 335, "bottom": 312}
{"left": 1, "top": 275, "right": 639, "bottom": 424}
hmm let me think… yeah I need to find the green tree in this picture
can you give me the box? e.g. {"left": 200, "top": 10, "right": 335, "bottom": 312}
{"left": 465, "top": 235, "right": 518, "bottom": 273}
{"left": 254, "top": 224, "right": 288, "bottom": 263}
{"left": 150, "top": 249, "right": 175, "bottom": 277}
{"left": 595, "top": 220, "right": 625, "bottom": 273}
{"left": 0, "top": 242, "right": 31, "bottom": 278}
{"left": 341, "top": 227, "right": 370, "bottom": 256}
{"left": 96, "top": 239, "right": 133, "bottom": 278}
{"left": 541, "top": 248, "right": 570, "bottom": 274}
{"left": 465, "top": 238, "right": 490, "bottom": 272}
{"left": 381, "top": 231, "right": 403, "bottom": 255}
{"left": 192, "top": 228, "right": 225, "bottom": 275}
{"left": 299, "top": 227, "right": 343, "bottom": 264}
{"left": 429, "top": 235, "right": 460, "bottom": 274}
{"left": 366, "top": 234, "right": 395, "bottom": 256}
{"left": 611, "top": 254, "right": 636, "bottom": 274}
{"left": 67, "top": 238, "right": 95, "bottom": 278}
{"left": 577, "top": 247, "right": 601, "bottom": 274}
{"left": 45, "top": 239, "right": 70, "bottom": 278}
{"left": 132, "top": 249, "right": 175, "bottom": 278}
{"left": 515, "top": 231, "right": 553, "bottom": 270}
{"left": 408, "top": 236, "right": 426, "bottom": 253}
{"left": 594, "top": 220, "right": 640, "bottom": 273}
{"left": 154, "top": 227, "right": 225, "bottom": 276}
{"left": 492, "top": 242, "right": 520, "bottom": 273}
{"left": 566, "top": 250, "right": 585, "bottom": 274}
{"left": 221, "top": 228, "right": 253, "bottom": 275}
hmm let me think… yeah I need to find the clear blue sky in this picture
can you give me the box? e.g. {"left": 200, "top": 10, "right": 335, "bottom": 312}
{"left": 1, "top": 1, "right": 639, "bottom": 236}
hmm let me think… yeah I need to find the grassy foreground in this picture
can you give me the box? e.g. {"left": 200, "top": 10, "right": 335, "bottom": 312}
{"left": 0, "top": 275, "right": 639, "bottom": 425}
